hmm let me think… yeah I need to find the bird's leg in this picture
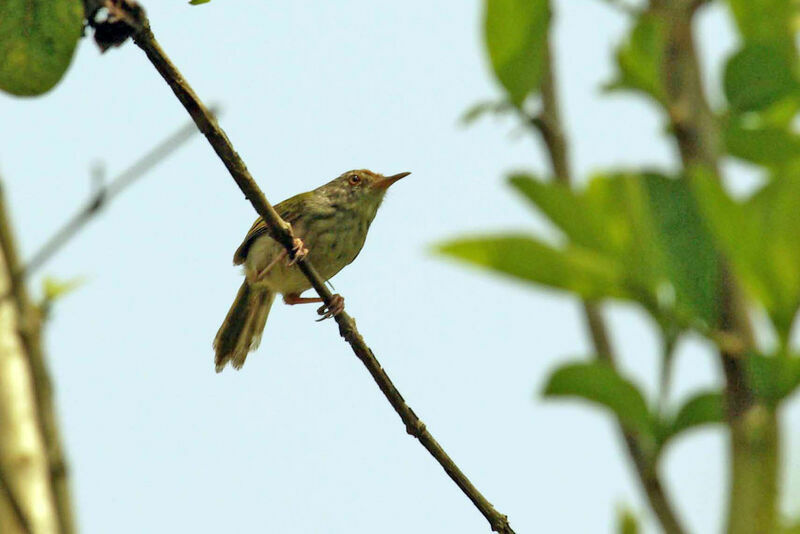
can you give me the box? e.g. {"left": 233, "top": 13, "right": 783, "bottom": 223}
{"left": 282, "top": 293, "right": 345, "bottom": 321}
{"left": 316, "top": 294, "right": 345, "bottom": 321}
{"left": 254, "top": 249, "right": 287, "bottom": 281}
{"left": 283, "top": 293, "right": 323, "bottom": 305}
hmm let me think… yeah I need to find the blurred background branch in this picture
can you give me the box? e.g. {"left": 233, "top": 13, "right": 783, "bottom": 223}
{"left": 0, "top": 112, "right": 209, "bottom": 533}
{"left": 0, "top": 177, "right": 68, "bottom": 533}
{"left": 529, "top": 8, "right": 687, "bottom": 532}
{"left": 19, "top": 112, "right": 213, "bottom": 284}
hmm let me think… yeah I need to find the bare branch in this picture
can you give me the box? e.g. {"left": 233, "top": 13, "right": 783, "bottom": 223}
{"left": 94, "top": 2, "right": 516, "bottom": 532}
{"left": 528, "top": 6, "right": 687, "bottom": 533}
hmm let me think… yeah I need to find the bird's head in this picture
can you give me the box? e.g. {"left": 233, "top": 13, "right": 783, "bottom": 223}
{"left": 318, "top": 169, "right": 410, "bottom": 216}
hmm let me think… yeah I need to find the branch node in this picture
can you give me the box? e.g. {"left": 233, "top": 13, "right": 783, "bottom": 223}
{"left": 405, "top": 419, "right": 427, "bottom": 438}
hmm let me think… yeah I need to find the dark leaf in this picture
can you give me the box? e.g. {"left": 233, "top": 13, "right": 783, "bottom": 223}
{"left": 724, "top": 44, "right": 798, "bottom": 113}
{"left": 747, "top": 352, "right": 800, "bottom": 403}
{"left": 0, "top": 0, "right": 84, "bottom": 96}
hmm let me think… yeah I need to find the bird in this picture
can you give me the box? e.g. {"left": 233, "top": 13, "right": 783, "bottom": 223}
{"left": 213, "top": 168, "right": 410, "bottom": 372}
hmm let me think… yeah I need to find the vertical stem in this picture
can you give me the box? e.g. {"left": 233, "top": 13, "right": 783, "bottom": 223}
{"left": 652, "top": 1, "right": 778, "bottom": 531}
{"left": 0, "top": 180, "right": 69, "bottom": 534}
{"left": 533, "top": 6, "right": 687, "bottom": 533}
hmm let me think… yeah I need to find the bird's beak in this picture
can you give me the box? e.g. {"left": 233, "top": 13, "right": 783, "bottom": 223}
{"left": 373, "top": 171, "right": 411, "bottom": 190}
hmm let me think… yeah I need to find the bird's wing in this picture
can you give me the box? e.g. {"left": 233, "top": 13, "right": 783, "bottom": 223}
{"left": 232, "top": 192, "right": 310, "bottom": 265}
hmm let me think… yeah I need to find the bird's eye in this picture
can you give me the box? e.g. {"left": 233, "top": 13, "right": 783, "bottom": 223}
{"left": 348, "top": 174, "right": 361, "bottom": 185}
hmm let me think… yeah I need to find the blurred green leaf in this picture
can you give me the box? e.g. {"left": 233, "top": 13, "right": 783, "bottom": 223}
{"left": 189, "top": 0, "right": 211, "bottom": 3}
{"left": 617, "top": 506, "right": 640, "bottom": 534}
{"left": 484, "top": 0, "right": 550, "bottom": 107}
{"left": 692, "top": 167, "right": 800, "bottom": 343}
{"left": 543, "top": 361, "right": 654, "bottom": 436}
{"left": 777, "top": 517, "right": 800, "bottom": 533}
{"left": 724, "top": 118, "right": 800, "bottom": 167}
{"left": 0, "top": 0, "right": 84, "bottom": 96}
{"left": 727, "top": 0, "right": 796, "bottom": 55}
{"left": 436, "top": 235, "right": 631, "bottom": 301}
{"left": 508, "top": 174, "right": 623, "bottom": 255}
{"left": 664, "top": 390, "right": 725, "bottom": 444}
{"left": 460, "top": 99, "right": 514, "bottom": 125}
{"left": 605, "top": 13, "right": 666, "bottom": 104}
{"left": 42, "top": 276, "right": 84, "bottom": 302}
{"left": 724, "top": 44, "right": 798, "bottom": 113}
{"left": 510, "top": 173, "right": 719, "bottom": 328}
{"left": 747, "top": 352, "right": 800, "bottom": 403}
{"left": 640, "top": 174, "right": 720, "bottom": 326}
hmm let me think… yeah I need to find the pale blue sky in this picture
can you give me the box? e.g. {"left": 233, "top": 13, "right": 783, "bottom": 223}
{"left": 1, "top": 1, "right": 798, "bottom": 532}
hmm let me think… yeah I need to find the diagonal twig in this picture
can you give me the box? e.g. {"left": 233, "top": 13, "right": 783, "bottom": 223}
{"left": 527, "top": 4, "right": 687, "bottom": 533}
{"left": 98, "top": 2, "right": 516, "bottom": 533}
{"left": 20, "top": 112, "right": 212, "bottom": 283}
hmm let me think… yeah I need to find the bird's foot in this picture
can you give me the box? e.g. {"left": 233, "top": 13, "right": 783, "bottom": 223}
{"left": 316, "top": 294, "right": 345, "bottom": 321}
{"left": 287, "top": 237, "right": 308, "bottom": 265}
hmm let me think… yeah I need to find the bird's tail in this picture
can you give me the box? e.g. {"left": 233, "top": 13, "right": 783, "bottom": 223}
{"left": 213, "top": 282, "right": 275, "bottom": 372}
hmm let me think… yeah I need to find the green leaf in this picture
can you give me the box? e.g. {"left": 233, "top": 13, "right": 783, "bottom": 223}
{"left": 189, "top": 0, "right": 211, "bottom": 4}
{"left": 747, "top": 352, "right": 800, "bottom": 403}
{"left": 617, "top": 507, "right": 640, "bottom": 534}
{"left": 605, "top": 13, "right": 666, "bottom": 104}
{"left": 692, "top": 167, "right": 800, "bottom": 343}
{"left": 666, "top": 391, "right": 725, "bottom": 443}
{"left": 0, "top": 0, "right": 84, "bottom": 96}
{"left": 640, "top": 173, "right": 720, "bottom": 326}
{"left": 508, "top": 174, "right": 621, "bottom": 255}
{"left": 543, "top": 361, "right": 654, "bottom": 436}
{"left": 724, "top": 44, "right": 798, "bottom": 113}
{"left": 484, "top": 0, "right": 550, "bottom": 107}
{"left": 42, "top": 276, "right": 84, "bottom": 302}
{"left": 436, "top": 235, "right": 631, "bottom": 301}
{"left": 724, "top": 118, "right": 800, "bottom": 167}
{"left": 460, "top": 99, "right": 513, "bottom": 125}
{"left": 510, "top": 172, "right": 719, "bottom": 327}
{"left": 727, "top": 0, "right": 796, "bottom": 55}
{"left": 777, "top": 517, "right": 800, "bottom": 534}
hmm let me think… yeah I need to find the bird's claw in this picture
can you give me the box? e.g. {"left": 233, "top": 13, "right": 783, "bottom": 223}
{"left": 287, "top": 237, "right": 308, "bottom": 266}
{"left": 316, "top": 294, "right": 344, "bottom": 321}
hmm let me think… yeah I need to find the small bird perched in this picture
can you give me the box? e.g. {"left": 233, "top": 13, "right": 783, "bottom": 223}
{"left": 213, "top": 168, "right": 410, "bottom": 372}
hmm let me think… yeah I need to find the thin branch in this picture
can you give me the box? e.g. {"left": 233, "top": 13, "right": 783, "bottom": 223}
{"left": 0, "top": 468, "right": 32, "bottom": 534}
{"left": 98, "top": 3, "right": 516, "bottom": 533}
{"left": 528, "top": 6, "right": 687, "bottom": 533}
{"left": 0, "top": 182, "right": 73, "bottom": 534}
{"left": 20, "top": 113, "right": 211, "bottom": 282}
{"left": 650, "top": 1, "right": 777, "bottom": 532}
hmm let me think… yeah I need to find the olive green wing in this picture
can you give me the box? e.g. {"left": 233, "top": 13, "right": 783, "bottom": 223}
{"left": 232, "top": 191, "right": 311, "bottom": 265}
